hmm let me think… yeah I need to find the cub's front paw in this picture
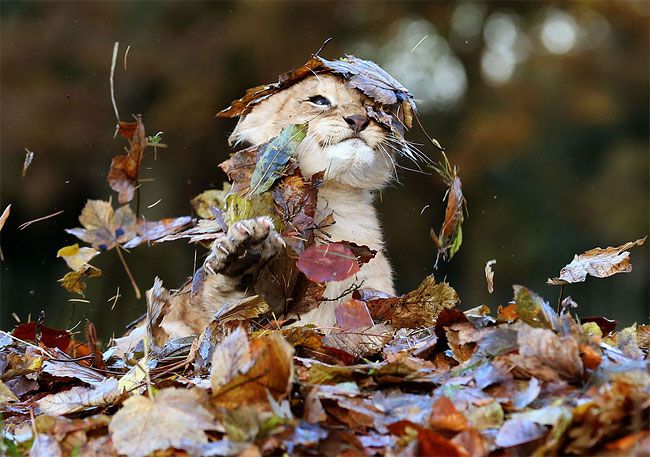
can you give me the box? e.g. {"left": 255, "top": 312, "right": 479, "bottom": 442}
{"left": 204, "top": 216, "right": 285, "bottom": 278}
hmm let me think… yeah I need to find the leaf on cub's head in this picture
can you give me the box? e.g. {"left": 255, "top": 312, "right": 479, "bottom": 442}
{"left": 249, "top": 124, "right": 307, "bottom": 196}
{"left": 296, "top": 241, "right": 376, "bottom": 283}
{"left": 108, "top": 115, "right": 148, "bottom": 204}
{"left": 65, "top": 200, "right": 137, "bottom": 251}
{"left": 547, "top": 237, "right": 646, "bottom": 285}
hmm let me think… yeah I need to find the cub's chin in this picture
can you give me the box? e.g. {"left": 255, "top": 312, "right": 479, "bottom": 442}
{"left": 297, "top": 137, "right": 394, "bottom": 190}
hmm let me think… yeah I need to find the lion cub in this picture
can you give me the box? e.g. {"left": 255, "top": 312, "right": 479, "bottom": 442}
{"left": 161, "top": 73, "right": 403, "bottom": 337}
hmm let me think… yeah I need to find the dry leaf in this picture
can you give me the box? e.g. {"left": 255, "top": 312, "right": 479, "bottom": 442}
{"left": 0, "top": 204, "right": 11, "bottom": 231}
{"left": 0, "top": 380, "right": 19, "bottom": 403}
{"left": 210, "top": 327, "right": 253, "bottom": 390}
{"left": 367, "top": 275, "right": 459, "bottom": 328}
{"left": 485, "top": 259, "right": 496, "bottom": 294}
{"left": 296, "top": 242, "right": 375, "bottom": 283}
{"left": 37, "top": 378, "right": 119, "bottom": 416}
{"left": 56, "top": 244, "right": 99, "bottom": 272}
{"left": 65, "top": 200, "right": 136, "bottom": 250}
{"left": 122, "top": 216, "right": 193, "bottom": 249}
{"left": 431, "top": 156, "right": 466, "bottom": 265}
{"left": 22, "top": 148, "right": 35, "bottom": 177}
{"left": 429, "top": 396, "right": 469, "bottom": 432}
{"left": 495, "top": 418, "right": 547, "bottom": 448}
{"left": 547, "top": 237, "right": 646, "bottom": 285}
{"left": 108, "top": 115, "right": 147, "bottom": 204}
{"left": 109, "top": 388, "right": 214, "bottom": 457}
{"left": 58, "top": 265, "right": 101, "bottom": 295}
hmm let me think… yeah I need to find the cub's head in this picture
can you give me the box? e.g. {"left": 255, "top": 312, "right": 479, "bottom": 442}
{"left": 228, "top": 74, "right": 406, "bottom": 190}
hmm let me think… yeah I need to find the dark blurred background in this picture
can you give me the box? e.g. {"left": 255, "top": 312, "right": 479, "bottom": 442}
{"left": 1, "top": 1, "right": 648, "bottom": 339}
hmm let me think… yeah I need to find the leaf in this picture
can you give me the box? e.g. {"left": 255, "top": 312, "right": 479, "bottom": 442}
{"left": 29, "top": 435, "right": 62, "bottom": 457}
{"left": 297, "top": 241, "right": 375, "bottom": 283}
{"left": 37, "top": 378, "right": 119, "bottom": 416}
{"left": 367, "top": 275, "right": 459, "bottom": 328}
{"left": 334, "top": 299, "right": 374, "bottom": 331}
{"left": 56, "top": 244, "right": 99, "bottom": 271}
{"left": 485, "top": 259, "right": 496, "bottom": 294}
{"left": 122, "top": 216, "right": 193, "bottom": 249}
{"left": 22, "top": 148, "right": 35, "bottom": 177}
{"left": 213, "top": 295, "right": 271, "bottom": 324}
{"left": 495, "top": 418, "right": 548, "bottom": 448}
{"left": 13, "top": 322, "right": 71, "bottom": 351}
{"left": 108, "top": 115, "right": 147, "bottom": 204}
{"left": 109, "top": 388, "right": 214, "bottom": 457}
{"left": 65, "top": 200, "right": 136, "bottom": 250}
{"left": 429, "top": 396, "right": 469, "bottom": 432}
{"left": 431, "top": 156, "right": 466, "bottom": 265}
{"left": 547, "top": 237, "right": 646, "bottom": 285}
{"left": 250, "top": 124, "right": 307, "bottom": 195}
{"left": 57, "top": 265, "right": 101, "bottom": 295}
{"left": 191, "top": 188, "right": 230, "bottom": 219}
{"left": 0, "top": 380, "right": 19, "bottom": 404}
{"left": 323, "top": 323, "right": 392, "bottom": 359}
{"left": 210, "top": 327, "right": 253, "bottom": 390}
{"left": 219, "top": 145, "right": 259, "bottom": 193}
{"left": 41, "top": 360, "right": 107, "bottom": 386}
{"left": 211, "top": 332, "right": 294, "bottom": 408}
{"left": 512, "top": 285, "right": 559, "bottom": 330}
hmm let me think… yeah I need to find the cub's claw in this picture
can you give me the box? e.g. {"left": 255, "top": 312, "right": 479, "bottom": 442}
{"left": 204, "top": 216, "right": 284, "bottom": 279}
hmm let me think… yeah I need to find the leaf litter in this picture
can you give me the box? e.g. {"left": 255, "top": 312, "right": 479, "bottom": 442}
{"left": 1, "top": 50, "right": 648, "bottom": 457}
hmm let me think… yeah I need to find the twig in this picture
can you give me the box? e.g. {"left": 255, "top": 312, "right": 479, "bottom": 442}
{"left": 110, "top": 42, "right": 120, "bottom": 124}
{"left": 18, "top": 209, "right": 64, "bottom": 229}
{"left": 115, "top": 244, "right": 141, "bottom": 299}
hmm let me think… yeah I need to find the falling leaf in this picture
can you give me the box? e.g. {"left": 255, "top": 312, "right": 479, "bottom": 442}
{"left": 37, "top": 378, "right": 119, "bottom": 416}
{"left": 249, "top": 124, "right": 307, "bottom": 195}
{"left": 191, "top": 188, "right": 230, "bottom": 219}
{"left": 56, "top": 244, "right": 99, "bottom": 271}
{"left": 58, "top": 265, "right": 102, "bottom": 295}
{"left": 108, "top": 115, "right": 147, "bottom": 204}
{"left": 367, "top": 275, "right": 459, "bottom": 328}
{"left": 297, "top": 241, "right": 375, "bottom": 283}
{"left": 485, "top": 259, "right": 496, "bottom": 294}
{"left": 22, "top": 148, "right": 35, "bottom": 177}
{"left": 431, "top": 155, "right": 466, "bottom": 266}
{"left": 121, "top": 215, "right": 193, "bottom": 249}
{"left": 65, "top": 199, "right": 136, "bottom": 250}
{"left": 109, "top": 388, "right": 214, "bottom": 457}
{"left": 547, "top": 237, "right": 646, "bottom": 285}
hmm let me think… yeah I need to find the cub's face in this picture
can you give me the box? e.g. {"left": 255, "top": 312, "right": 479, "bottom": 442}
{"left": 230, "top": 74, "right": 395, "bottom": 190}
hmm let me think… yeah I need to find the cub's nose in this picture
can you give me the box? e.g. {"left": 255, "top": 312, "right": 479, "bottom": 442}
{"left": 344, "top": 114, "right": 370, "bottom": 134}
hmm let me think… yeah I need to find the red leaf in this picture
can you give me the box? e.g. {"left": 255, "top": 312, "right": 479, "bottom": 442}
{"left": 13, "top": 322, "right": 71, "bottom": 351}
{"left": 296, "top": 242, "right": 360, "bottom": 283}
{"left": 335, "top": 299, "right": 374, "bottom": 331}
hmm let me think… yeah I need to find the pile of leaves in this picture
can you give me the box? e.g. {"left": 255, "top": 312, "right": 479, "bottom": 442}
{"left": 1, "top": 52, "right": 649, "bottom": 456}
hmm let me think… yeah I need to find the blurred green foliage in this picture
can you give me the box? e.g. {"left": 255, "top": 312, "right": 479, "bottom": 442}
{"left": 1, "top": 1, "right": 648, "bottom": 336}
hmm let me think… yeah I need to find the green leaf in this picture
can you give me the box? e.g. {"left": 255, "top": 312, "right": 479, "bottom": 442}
{"left": 249, "top": 124, "right": 307, "bottom": 195}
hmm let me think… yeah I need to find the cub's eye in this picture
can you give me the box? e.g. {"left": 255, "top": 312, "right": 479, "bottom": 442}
{"left": 307, "top": 95, "right": 331, "bottom": 107}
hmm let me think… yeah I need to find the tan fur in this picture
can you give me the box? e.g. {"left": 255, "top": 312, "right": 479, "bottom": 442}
{"left": 159, "top": 74, "right": 397, "bottom": 337}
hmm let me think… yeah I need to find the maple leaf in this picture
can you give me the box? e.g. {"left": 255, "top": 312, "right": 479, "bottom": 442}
{"left": 108, "top": 115, "right": 147, "bottom": 204}
{"left": 65, "top": 199, "right": 136, "bottom": 250}
{"left": 547, "top": 237, "right": 646, "bottom": 285}
{"left": 109, "top": 388, "right": 215, "bottom": 457}
{"left": 296, "top": 241, "right": 376, "bottom": 283}
{"left": 56, "top": 243, "right": 99, "bottom": 271}
{"left": 367, "top": 275, "right": 459, "bottom": 328}
{"left": 249, "top": 123, "right": 307, "bottom": 195}
{"left": 121, "top": 215, "right": 192, "bottom": 249}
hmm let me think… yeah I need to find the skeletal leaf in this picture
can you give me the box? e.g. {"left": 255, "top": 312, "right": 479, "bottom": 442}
{"left": 109, "top": 388, "right": 214, "bottom": 457}
{"left": 56, "top": 244, "right": 99, "bottom": 272}
{"left": 249, "top": 124, "right": 307, "bottom": 195}
{"left": 547, "top": 237, "right": 646, "bottom": 285}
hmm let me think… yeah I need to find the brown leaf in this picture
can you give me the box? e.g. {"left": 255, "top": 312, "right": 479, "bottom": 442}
{"left": 547, "top": 237, "right": 646, "bottom": 285}
{"left": 506, "top": 325, "right": 583, "bottom": 381}
{"left": 334, "top": 299, "right": 374, "bottom": 331}
{"left": 122, "top": 216, "right": 193, "bottom": 249}
{"left": 37, "top": 378, "right": 119, "bottom": 416}
{"left": 211, "top": 331, "right": 294, "bottom": 408}
{"left": 512, "top": 285, "right": 559, "bottom": 329}
{"left": 22, "top": 148, "right": 35, "bottom": 177}
{"left": 0, "top": 380, "right": 19, "bottom": 403}
{"left": 109, "top": 388, "right": 214, "bottom": 457}
{"left": 58, "top": 265, "right": 101, "bottom": 295}
{"left": 108, "top": 115, "right": 147, "bottom": 204}
{"left": 429, "top": 395, "right": 469, "bottom": 432}
{"left": 219, "top": 145, "right": 259, "bottom": 193}
{"left": 41, "top": 360, "right": 107, "bottom": 386}
{"left": 323, "top": 323, "right": 392, "bottom": 359}
{"left": 367, "top": 275, "right": 459, "bottom": 328}
{"left": 431, "top": 157, "right": 466, "bottom": 264}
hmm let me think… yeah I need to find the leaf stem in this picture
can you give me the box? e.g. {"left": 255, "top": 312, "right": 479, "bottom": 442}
{"left": 115, "top": 245, "right": 141, "bottom": 299}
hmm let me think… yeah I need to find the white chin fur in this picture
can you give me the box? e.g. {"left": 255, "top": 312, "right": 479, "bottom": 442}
{"left": 297, "top": 138, "right": 392, "bottom": 189}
